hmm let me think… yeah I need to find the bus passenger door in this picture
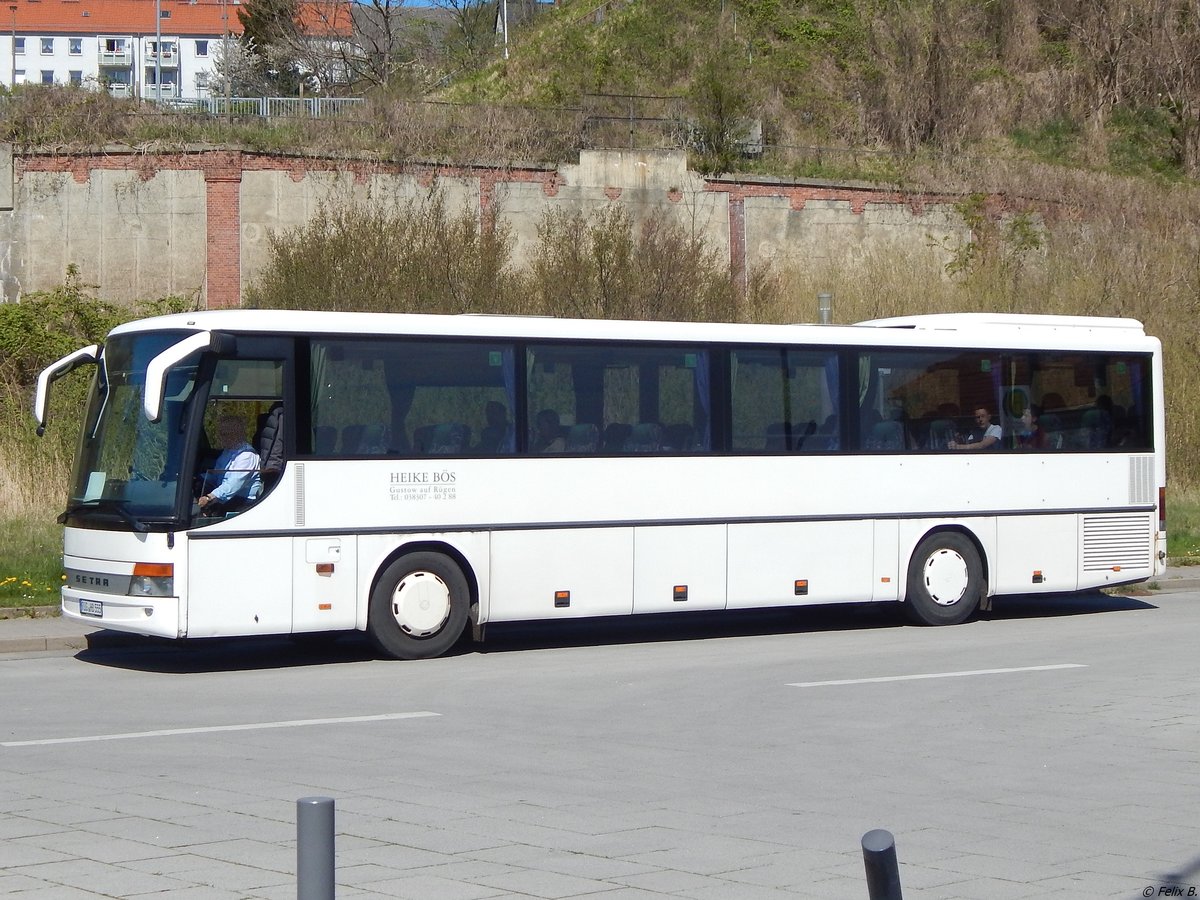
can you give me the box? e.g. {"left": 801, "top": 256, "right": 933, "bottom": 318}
{"left": 292, "top": 537, "right": 358, "bottom": 633}
{"left": 186, "top": 536, "right": 293, "bottom": 637}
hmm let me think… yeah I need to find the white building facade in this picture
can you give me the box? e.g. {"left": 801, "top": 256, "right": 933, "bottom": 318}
{"left": 3, "top": 0, "right": 238, "bottom": 101}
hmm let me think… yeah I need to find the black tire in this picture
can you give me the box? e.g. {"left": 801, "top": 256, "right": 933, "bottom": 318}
{"left": 904, "top": 532, "right": 984, "bottom": 625}
{"left": 367, "top": 552, "right": 470, "bottom": 660}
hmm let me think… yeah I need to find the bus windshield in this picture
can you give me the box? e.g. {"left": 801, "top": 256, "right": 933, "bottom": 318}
{"left": 67, "top": 331, "right": 197, "bottom": 528}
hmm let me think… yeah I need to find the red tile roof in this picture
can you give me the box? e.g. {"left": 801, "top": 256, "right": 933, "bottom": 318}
{"left": 8, "top": 0, "right": 351, "bottom": 37}
{"left": 9, "top": 0, "right": 242, "bottom": 36}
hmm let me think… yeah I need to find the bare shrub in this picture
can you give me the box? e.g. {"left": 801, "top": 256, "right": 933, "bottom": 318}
{"left": 365, "top": 98, "right": 584, "bottom": 165}
{"left": 0, "top": 270, "right": 124, "bottom": 518}
{"left": 0, "top": 85, "right": 133, "bottom": 148}
{"left": 244, "top": 185, "right": 519, "bottom": 314}
{"left": 522, "top": 204, "right": 754, "bottom": 322}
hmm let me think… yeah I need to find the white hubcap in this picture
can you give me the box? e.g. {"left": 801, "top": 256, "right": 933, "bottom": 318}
{"left": 923, "top": 548, "right": 969, "bottom": 606}
{"left": 390, "top": 571, "right": 451, "bottom": 637}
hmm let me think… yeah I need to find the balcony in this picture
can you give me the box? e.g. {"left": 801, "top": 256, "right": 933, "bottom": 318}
{"left": 142, "top": 83, "right": 180, "bottom": 100}
{"left": 145, "top": 45, "right": 179, "bottom": 68}
{"left": 99, "top": 40, "right": 132, "bottom": 67}
{"left": 106, "top": 83, "right": 132, "bottom": 99}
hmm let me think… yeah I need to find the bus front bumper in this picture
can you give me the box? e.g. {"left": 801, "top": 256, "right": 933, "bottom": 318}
{"left": 62, "top": 588, "right": 183, "bottom": 639}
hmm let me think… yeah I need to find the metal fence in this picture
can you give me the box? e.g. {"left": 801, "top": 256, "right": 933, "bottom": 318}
{"left": 162, "top": 96, "right": 366, "bottom": 119}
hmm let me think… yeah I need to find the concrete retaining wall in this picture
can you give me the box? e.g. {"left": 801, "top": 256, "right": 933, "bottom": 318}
{"left": 0, "top": 146, "right": 971, "bottom": 308}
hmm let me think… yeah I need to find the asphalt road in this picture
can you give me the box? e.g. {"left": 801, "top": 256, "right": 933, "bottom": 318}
{"left": 1, "top": 589, "right": 1198, "bottom": 899}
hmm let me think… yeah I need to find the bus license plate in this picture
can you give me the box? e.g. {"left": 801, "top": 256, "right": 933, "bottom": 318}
{"left": 79, "top": 599, "right": 103, "bottom": 618}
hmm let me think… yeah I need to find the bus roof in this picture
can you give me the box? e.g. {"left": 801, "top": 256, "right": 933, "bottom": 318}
{"left": 108, "top": 309, "right": 1154, "bottom": 352}
{"left": 859, "top": 312, "right": 1146, "bottom": 334}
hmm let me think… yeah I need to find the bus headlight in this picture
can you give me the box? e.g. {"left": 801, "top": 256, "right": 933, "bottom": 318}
{"left": 129, "top": 563, "right": 174, "bottom": 598}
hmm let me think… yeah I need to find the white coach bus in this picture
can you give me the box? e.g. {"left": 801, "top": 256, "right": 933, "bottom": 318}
{"left": 34, "top": 310, "right": 1165, "bottom": 660}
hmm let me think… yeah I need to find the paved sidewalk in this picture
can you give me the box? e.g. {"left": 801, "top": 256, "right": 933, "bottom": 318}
{"left": 3, "top": 566, "right": 1198, "bottom": 656}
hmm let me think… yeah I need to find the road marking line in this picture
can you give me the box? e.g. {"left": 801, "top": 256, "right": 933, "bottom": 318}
{"left": 1, "top": 712, "right": 440, "bottom": 747}
{"left": 788, "top": 663, "right": 1087, "bottom": 688}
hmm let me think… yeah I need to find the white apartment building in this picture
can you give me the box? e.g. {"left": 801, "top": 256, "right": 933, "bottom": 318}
{"left": 3, "top": 0, "right": 240, "bottom": 101}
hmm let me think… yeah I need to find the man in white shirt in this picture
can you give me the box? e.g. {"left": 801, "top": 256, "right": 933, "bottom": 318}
{"left": 198, "top": 414, "right": 262, "bottom": 512}
{"left": 949, "top": 406, "right": 1003, "bottom": 451}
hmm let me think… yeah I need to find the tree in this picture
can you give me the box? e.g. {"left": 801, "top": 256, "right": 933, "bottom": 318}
{"left": 688, "top": 52, "right": 756, "bottom": 175}
{"left": 234, "top": 0, "right": 307, "bottom": 94}
{"left": 1146, "top": 0, "right": 1200, "bottom": 176}
{"left": 321, "top": 0, "right": 432, "bottom": 92}
{"left": 429, "top": 0, "right": 497, "bottom": 68}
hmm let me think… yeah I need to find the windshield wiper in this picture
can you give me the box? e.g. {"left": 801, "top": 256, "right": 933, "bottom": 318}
{"left": 58, "top": 499, "right": 149, "bottom": 533}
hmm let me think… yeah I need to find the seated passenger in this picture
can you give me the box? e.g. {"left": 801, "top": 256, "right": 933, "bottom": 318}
{"left": 1017, "top": 403, "right": 1048, "bottom": 450}
{"left": 532, "top": 409, "right": 566, "bottom": 453}
{"left": 198, "top": 414, "right": 262, "bottom": 514}
{"left": 949, "top": 406, "right": 1001, "bottom": 451}
{"left": 564, "top": 423, "right": 600, "bottom": 453}
{"left": 476, "top": 401, "right": 511, "bottom": 453}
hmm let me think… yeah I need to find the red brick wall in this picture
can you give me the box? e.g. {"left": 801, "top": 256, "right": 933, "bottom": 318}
{"left": 202, "top": 152, "right": 243, "bottom": 310}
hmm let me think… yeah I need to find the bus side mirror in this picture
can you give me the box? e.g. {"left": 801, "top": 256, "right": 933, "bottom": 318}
{"left": 143, "top": 331, "right": 236, "bottom": 422}
{"left": 33, "top": 344, "right": 101, "bottom": 435}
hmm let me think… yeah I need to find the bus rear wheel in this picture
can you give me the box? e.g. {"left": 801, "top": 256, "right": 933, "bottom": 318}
{"left": 368, "top": 552, "right": 469, "bottom": 660}
{"left": 904, "top": 532, "right": 983, "bottom": 625}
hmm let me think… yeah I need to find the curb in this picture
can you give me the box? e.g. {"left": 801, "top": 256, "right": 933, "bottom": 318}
{"left": 0, "top": 605, "right": 61, "bottom": 620}
{"left": 0, "top": 633, "right": 94, "bottom": 654}
{"left": 2, "top": 574, "right": 1199, "bottom": 657}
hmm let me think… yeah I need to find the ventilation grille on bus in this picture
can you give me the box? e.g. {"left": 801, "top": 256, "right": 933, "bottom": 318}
{"left": 1128, "top": 455, "right": 1154, "bottom": 505}
{"left": 294, "top": 463, "right": 305, "bottom": 527}
{"left": 1082, "top": 514, "right": 1151, "bottom": 572}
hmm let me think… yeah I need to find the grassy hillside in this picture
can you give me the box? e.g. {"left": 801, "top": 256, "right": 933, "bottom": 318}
{"left": 448, "top": 0, "right": 1200, "bottom": 183}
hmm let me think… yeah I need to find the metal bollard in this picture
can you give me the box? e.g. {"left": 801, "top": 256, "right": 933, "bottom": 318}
{"left": 861, "top": 828, "right": 903, "bottom": 900}
{"left": 297, "top": 796, "right": 335, "bottom": 900}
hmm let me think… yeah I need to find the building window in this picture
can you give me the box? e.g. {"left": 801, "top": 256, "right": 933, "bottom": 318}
{"left": 69, "top": 38, "right": 82, "bottom": 55}
{"left": 40, "top": 37, "right": 53, "bottom": 54}
{"left": 13, "top": 68, "right": 23, "bottom": 84}
{"left": 195, "top": 39, "right": 208, "bottom": 57}
{"left": 69, "top": 70, "right": 82, "bottom": 85}
{"left": 195, "top": 71, "right": 209, "bottom": 89}
{"left": 40, "top": 70, "right": 54, "bottom": 84}
{"left": 13, "top": 37, "right": 24, "bottom": 54}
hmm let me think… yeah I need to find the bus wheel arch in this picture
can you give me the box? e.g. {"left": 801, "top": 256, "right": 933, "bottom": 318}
{"left": 903, "top": 527, "right": 987, "bottom": 625}
{"left": 366, "top": 543, "right": 476, "bottom": 660}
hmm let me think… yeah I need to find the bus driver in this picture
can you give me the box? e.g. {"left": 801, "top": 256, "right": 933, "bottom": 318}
{"left": 197, "top": 414, "right": 263, "bottom": 513}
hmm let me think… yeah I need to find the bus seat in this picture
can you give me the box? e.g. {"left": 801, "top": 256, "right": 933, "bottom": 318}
{"left": 565, "top": 423, "right": 599, "bottom": 453}
{"left": 1081, "top": 408, "right": 1111, "bottom": 449}
{"left": 765, "top": 423, "right": 788, "bottom": 451}
{"left": 792, "top": 420, "right": 817, "bottom": 450}
{"left": 867, "top": 420, "right": 904, "bottom": 450}
{"left": 625, "top": 423, "right": 662, "bottom": 453}
{"left": 313, "top": 425, "right": 337, "bottom": 455}
{"left": 412, "top": 424, "right": 434, "bottom": 454}
{"left": 602, "top": 423, "right": 632, "bottom": 453}
{"left": 1039, "top": 412, "right": 1064, "bottom": 449}
{"left": 428, "top": 423, "right": 469, "bottom": 455}
{"left": 664, "top": 423, "right": 695, "bottom": 452}
{"left": 357, "top": 423, "right": 390, "bottom": 454}
{"left": 927, "top": 418, "right": 955, "bottom": 449}
{"left": 341, "top": 424, "right": 364, "bottom": 455}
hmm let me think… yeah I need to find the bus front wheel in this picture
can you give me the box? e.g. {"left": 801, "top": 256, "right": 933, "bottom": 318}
{"left": 368, "top": 552, "right": 470, "bottom": 660}
{"left": 904, "top": 532, "right": 984, "bottom": 625}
